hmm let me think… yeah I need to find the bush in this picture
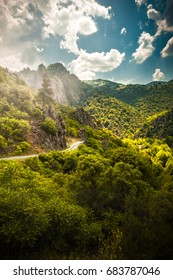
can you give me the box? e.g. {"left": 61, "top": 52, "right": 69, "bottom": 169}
{"left": 0, "top": 135, "right": 7, "bottom": 151}
{"left": 41, "top": 117, "right": 57, "bottom": 135}
{"left": 0, "top": 117, "right": 30, "bottom": 141}
{"left": 15, "top": 141, "right": 31, "bottom": 155}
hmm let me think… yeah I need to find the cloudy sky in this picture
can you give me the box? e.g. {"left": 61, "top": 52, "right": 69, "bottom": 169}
{"left": 0, "top": 0, "right": 173, "bottom": 84}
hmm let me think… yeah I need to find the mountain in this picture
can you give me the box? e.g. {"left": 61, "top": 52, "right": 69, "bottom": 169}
{"left": 0, "top": 66, "right": 97, "bottom": 156}
{"left": 82, "top": 78, "right": 173, "bottom": 138}
{"left": 17, "top": 63, "right": 93, "bottom": 106}
{"left": 86, "top": 79, "right": 148, "bottom": 105}
{"left": 18, "top": 63, "right": 173, "bottom": 117}
{"left": 89, "top": 80, "right": 173, "bottom": 109}
{"left": 85, "top": 79, "right": 122, "bottom": 93}
{"left": 146, "top": 81, "right": 167, "bottom": 86}
{"left": 87, "top": 79, "right": 173, "bottom": 116}
{"left": 2, "top": 64, "right": 173, "bottom": 142}
{"left": 0, "top": 67, "right": 68, "bottom": 156}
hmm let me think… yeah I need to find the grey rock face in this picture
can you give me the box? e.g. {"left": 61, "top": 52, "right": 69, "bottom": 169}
{"left": 74, "top": 107, "right": 97, "bottom": 128}
{"left": 17, "top": 63, "right": 86, "bottom": 106}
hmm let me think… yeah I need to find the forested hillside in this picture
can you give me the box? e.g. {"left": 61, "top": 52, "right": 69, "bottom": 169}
{"left": 0, "top": 65, "right": 173, "bottom": 260}
{"left": 0, "top": 67, "right": 95, "bottom": 157}
{"left": 135, "top": 109, "right": 173, "bottom": 146}
{"left": 86, "top": 79, "right": 173, "bottom": 111}
{"left": 84, "top": 95, "right": 144, "bottom": 137}
{"left": 0, "top": 67, "right": 68, "bottom": 156}
{"left": 84, "top": 79, "right": 173, "bottom": 138}
{"left": 1, "top": 127, "right": 173, "bottom": 260}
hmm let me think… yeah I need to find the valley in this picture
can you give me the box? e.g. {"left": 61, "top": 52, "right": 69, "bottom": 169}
{"left": 0, "top": 63, "right": 173, "bottom": 260}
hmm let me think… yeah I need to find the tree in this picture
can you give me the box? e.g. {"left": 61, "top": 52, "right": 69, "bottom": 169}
{"left": 38, "top": 75, "right": 54, "bottom": 109}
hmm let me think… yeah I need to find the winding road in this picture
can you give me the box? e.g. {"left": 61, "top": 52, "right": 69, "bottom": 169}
{"left": 0, "top": 141, "right": 84, "bottom": 161}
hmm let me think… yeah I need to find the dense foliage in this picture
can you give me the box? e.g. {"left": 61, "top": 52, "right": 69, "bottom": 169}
{"left": 0, "top": 67, "right": 173, "bottom": 260}
{"left": 0, "top": 128, "right": 173, "bottom": 260}
{"left": 86, "top": 79, "right": 173, "bottom": 111}
{"left": 135, "top": 109, "right": 173, "bottom": 146}
{"left": 85, "top": 95, "right": 144, "bottom": 136}
{"left": 84, "top": 79, "right": 173, "bottom": 138}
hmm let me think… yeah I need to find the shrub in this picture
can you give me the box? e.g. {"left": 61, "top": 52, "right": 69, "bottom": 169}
{"left": 15, "top": 141, "right": 31, "bottom": 155}
{"left": 0, "top": 135, "right": 8, "bottom": 151}
{"left": 41, "top": 117, "right": 57, "bottom": 135}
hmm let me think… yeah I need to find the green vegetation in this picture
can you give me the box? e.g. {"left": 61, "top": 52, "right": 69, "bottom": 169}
{"left": 84, "top": 79, "right": 173, "bottom": 139}
{"left": 41, "top": 117, "right": 57, "bottom": 135}
{"left": 86, "top": 79, "right": 173, "bottom": 113}
{"left": 135, "top": 109, "right": 173, "bottom": 146}
{"left": 84, "top": 95, "right": 144, "bottom": 136}
{"left": 38, "top": 75, "right": 54, "bottom": 110}
{"left": 0, "top": 128, "right": 173, "bottom": 259}
{"left": 0, "top": 66, "right": 173, "bottom": 260}
{"left": 0, "top": 67, "right": 69, "bottom": 156}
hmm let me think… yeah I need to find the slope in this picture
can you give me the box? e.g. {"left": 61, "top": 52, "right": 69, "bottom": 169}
{"left": 135, "top": 108, "right": 173, "bottom": 142}
{"left": 0, "top": 67, "right": 68, "bottom": 156}
{"left": 84, "top": 94, "right": 144, "bottom": 137}
{"left": 86, "top": 79, "right": 173, "bottom": 117}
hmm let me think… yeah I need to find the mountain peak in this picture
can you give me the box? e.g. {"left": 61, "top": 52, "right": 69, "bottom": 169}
{"left": 17, "top": 62, "right": 87, "bottom": 105}
{"left": 47, "top": 63, "right": 68, "bottom": 76}
{"left": 38, "top": 64, "right": 46, "bottom": 71}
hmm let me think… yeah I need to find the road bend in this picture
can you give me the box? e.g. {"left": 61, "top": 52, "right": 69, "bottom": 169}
{"left": 0, "top": 141, "right": 84, "bottom": 161}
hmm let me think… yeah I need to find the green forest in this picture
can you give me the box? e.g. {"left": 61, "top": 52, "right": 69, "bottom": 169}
{"left": 0, "top": 66, "right": 173, "bottom": 260}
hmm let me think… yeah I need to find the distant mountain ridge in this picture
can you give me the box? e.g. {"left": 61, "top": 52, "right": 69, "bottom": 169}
{"left": 86, "top": 78, "right": 173, "bottom": 107}
{"left": 83, "top": 78, "right": 173, "bottom": 137}
{"left": 146, "top": 81, "right": 167, "bottom": 86}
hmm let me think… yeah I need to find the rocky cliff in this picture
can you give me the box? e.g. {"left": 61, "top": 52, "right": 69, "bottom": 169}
{"left": 0, "top": 66, "right": 67, "bottom": 156}
{"left": 74, "top": 107, "right": 97, "bottom": 128}
{"left": 17, "top": 63, "right": 89, "bottom": 106}
{"left": 29, "top": 113, "right": 67, "bottom": 151}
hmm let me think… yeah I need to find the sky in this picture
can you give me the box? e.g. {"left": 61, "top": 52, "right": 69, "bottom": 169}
{"left": 0, "top": 0, "right": 173, "bottom": 84}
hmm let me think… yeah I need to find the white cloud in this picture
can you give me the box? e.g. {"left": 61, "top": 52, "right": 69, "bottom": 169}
{"left": 0, "top": 0, "right": 45, "bottom": 71}
{"left": 145, "top": 2, "right": 173, "bottom": 37}
{"left": 152, "top": 68, "right": 165, "bottom": 81}
{"left": 0, "top": 0, "right": 124, "bottom": 81}
{"left": 0, "top": 0, "right": 36, "bottom": 31}
{"left": 0, "top": 53, "right": 39, "bottom": 71}
{"left": 69, "top": 49, "right": 125, "bottom": 80}
{"left": 35, "top": 46, "right": 44, "bottom": 53}
{"left": 120, "top": 27, "right": 127, "bottom": 35}
{"left": 161, "top": 37, "right": 173, "bottom": 57}
{"left": 72, "top": 0, "right": 111, "bottom": 19}
{"left": 42, "top": 0, "right": 111, "bottom": 54}
{"left": 147, "top": 4, "right": 160, "bottom": 21}
{"left": 133, "top": 1, "right": 173, "bottom": 63}
{"left": 132, "top": 32, "right": 155, "bottom": 64}
{"left": 58, "top": 15, "right": 97, "bottom": 54}
{"left": 156, "top": 20, "right": 173, "bottom": 37}
{"left": 135, "top": 0, "right": 147, "bottom": 7}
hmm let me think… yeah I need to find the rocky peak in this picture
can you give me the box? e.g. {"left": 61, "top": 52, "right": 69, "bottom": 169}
{"left": 47, "top": 63, "right": 69, "bottom": 76}
{"left": 17, "top": 62, "right": 87, "bottom": 106}
{"left": 38, "top": 64, "right": 46, "bottom": 75}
